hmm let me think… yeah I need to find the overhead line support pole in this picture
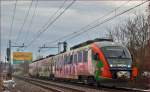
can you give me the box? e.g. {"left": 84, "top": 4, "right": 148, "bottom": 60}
{"left": 8, "top": 40, "right": 12, "bottom": 79}
{"left": 7, "top": 40, "right": 25, "bottom": 79}
{"left": 148, "top": 1, "right": 150, "bottom": 40}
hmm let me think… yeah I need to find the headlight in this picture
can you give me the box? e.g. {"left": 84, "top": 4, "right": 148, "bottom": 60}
{"left": 110, "top": 64, "right": 113, "bottom": 67}
{"left": 127, "top": 65, "right": 131, "bottom": 68}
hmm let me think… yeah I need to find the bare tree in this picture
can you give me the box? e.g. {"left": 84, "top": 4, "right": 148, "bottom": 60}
{"left": 107, "top": 14, "right": 149, "bottom": 73}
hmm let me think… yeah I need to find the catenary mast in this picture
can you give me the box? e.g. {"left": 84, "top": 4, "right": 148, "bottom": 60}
{"left": 148, "top": 1, "right": 150, "bottom": 40}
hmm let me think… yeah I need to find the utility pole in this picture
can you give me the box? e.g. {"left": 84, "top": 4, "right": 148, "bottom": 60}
{"left": 7, "top": 40, "right": 25, "bottom": 63}
{"left": 7, "top": 40, "right": 12, "bottom": 80}
{"left": 7, "top": 40, "right": 25, "bottom": 79}
{"left": 0, "top": 6, "right": 1, "bottom": 61}
{"left": 148, "top": 1, "right": 150, "bottom": 40}
{"left": 58, "top": 41, "right": 67, "bottom": 53}
{"left": 8, "top": 40, "right": 11, "bottom": 63}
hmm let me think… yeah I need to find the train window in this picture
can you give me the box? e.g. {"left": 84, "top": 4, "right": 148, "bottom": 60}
{"left": 73, "top": 54, "right": 77, "bottom": 63}
{"left": 67, "top": 55, "right": 70, "bottom": 64}
{"left": 58, "top": 56, "right": 60, "bottom": 63}
{"left": 59, "top": 56, "right": 62, "bottom": 67}
{"left": 61, "top": 56, "right": 63, "bottom": 66}
{"left": 62, "top": 56, "right": 65, "bottom": 66}
{"left": 67, "top": 55, "right": 69, "bottom": 64}
{"left": 58, "top": 57, "right": 60, "bottom": 68}
{"left": 54, "top": 62, "right": 56, "bottom": 71}
{"left": 83, "top": 50, "right": 88, "bottom": 62}
{"left": 56, "top": 60, "right": 58, "bottom": 69}
{"left": 55, "top": 57, "right": 58, "bottom": 63}
{"left": 78, "top": 51, "right": 82, "bottom": 62}
{"left": 51, "top": 58, "right": 54, "bottom": 66}
{"left": 101, "top": 46, "right": 131, "bottom": 59}
{"left": 92, "top": 51, "right": 95, "bottom": 60}
{"left": 66, "top": 55, "right": 68, "bottom": 64}
{"left": 95, "top": 53, "right": 99, "bottom": 60}
{"left": 70, "top": 55, "right": 73, "bottom": 64}
{"left": 63, "top": 55, "right": 66, "bottom": 65}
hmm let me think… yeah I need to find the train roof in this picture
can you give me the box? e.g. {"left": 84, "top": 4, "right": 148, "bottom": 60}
{"left": 95, "top": 41, "right": 125, "bottom": 48}
{"left": 31, "top": 38, "right": 126, "bottom": 63}
{"left": 70, "top": 38, "right": 113, "bottom": 50}
{"left": 33, "top": 54, "right": 55, "bottom": 62}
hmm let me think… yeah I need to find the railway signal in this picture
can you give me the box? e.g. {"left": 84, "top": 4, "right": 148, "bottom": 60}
{"left": 6, "top": 48, "right": 10, "bottom": 61}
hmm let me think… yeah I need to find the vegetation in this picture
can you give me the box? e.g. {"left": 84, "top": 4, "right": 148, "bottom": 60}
{"left": 107, "top": 14, "right": 150, "bottom": 88}
{"left": 0, "top": 79, "right": 2, "bottom": 91}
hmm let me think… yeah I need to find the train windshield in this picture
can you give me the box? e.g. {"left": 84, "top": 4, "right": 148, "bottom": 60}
{"left": 101, "top": 46, "right": 131, "bottom": 59}
{"left": 101, "top": 46, "right": 132, "bottom": 67}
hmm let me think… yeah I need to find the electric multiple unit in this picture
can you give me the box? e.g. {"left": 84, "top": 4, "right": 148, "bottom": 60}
{"left": 29, "top": 39, "right": 138, "bottom": 83}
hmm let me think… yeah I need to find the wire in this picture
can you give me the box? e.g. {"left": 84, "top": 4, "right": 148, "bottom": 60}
{"left": 27, "top": 0, "right": 74, "bottom": 47}
{"left": 43, "top": 0, "right": 132, "bottom": 45}
{"left": 23, "top": 0, "right": 39, "bottom": 44}
{"left": 60, "top": 0, "right": 149, "bottom": 42}
{"left": 15, "top": 0, "right": 33, "bottom": 44}
{"left": 9, "top": 0, "right": 17, "bottom": 40}
{"left": 64, "top": 0, "right": 149, "bottom": 42}
{"left": 26, "top": 0, "right": 76, "bottom": 48}
{"left": 0, "top": 0, "right": 1, "bottom": 59}
{"left": 24, "top": 0, "right": 66, "bottom": 46}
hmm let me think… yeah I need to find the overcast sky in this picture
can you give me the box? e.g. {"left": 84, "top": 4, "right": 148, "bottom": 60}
{"left": 1, "top": 0, "right": 149, "bottom": 61}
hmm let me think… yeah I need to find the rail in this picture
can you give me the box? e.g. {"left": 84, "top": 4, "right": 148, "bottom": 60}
{"left": 14, "top": 76, "right": 150, "bottom": 92}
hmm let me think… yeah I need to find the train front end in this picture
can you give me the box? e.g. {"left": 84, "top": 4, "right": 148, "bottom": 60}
{"left": 101, "top": 45, "right": 133, "bottom": 80}
{"left": 92, "top": 42, "right": 138, "bottom": 81}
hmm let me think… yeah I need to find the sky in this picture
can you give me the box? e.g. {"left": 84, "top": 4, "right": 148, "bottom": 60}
{"left": 0, "top": 0, "right": 149, "bottom": 61}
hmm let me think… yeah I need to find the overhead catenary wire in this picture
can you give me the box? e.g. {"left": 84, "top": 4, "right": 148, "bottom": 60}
{"left": 35, "top": 0, "right": 148, "bottom": 55}
{"left": 27, "top": 0, "right": 75, "bottom": 48}
{"left": 15, "top": 0, "right": 33, "bottom": 44}
{"left": 23, "top": 0, "right": 39, "bottom": 44}
{"left": 0, "top": 0, "right": 1, "bottom": 59}
{"left": 64, "top": 0, "right": 149, "bottom": 42}
{"left": 24, "top": 0, "right": 67, "bottom": 46}
{"left": 24, "top": 0, "right": 148, "bottom": 54}
{"left": 9, "top": 0, "right": 17, "bottom": 41}
{"left": 54, "top": 0, "right": 149, "bottom": 43}
{"left": 42, "top": 0, "right": 132, "bottom": 46}
{"left": 26, "top": 0, "right": 76, "bottom": 48}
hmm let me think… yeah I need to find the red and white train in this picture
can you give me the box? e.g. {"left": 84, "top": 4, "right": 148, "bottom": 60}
{"left": 29, "top": 39, "right": 138, "bottom": 83}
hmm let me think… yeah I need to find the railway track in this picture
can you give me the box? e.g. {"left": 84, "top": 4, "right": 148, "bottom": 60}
{"left": 55, "top": 79, "right": 150, "bottom": 92}
{"left": 15, "top": 76, "right": 150, "bottom": 92}
{"left": 16, "top": 76, "right": 84, "bottom": 92}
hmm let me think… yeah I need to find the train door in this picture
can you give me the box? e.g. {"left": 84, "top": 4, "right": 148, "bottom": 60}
{"left": 77, "top": 50, "right": 85, "bottom": 75}
{"left": 50, "top": 57, "right": 55, "bottom": 78}
{"left": 73, "top": 51, "right": 78, "bottom": 79}
{"left": 63, "top": 54, "right": 67, "bottom": 78}
{"left": 69, "top": 52, "right": 74, "bottom": 78}
{"left": 66, "top": 54, "right": 70, "bottom": 78}
{"left": 49, "top": 58, "right": 52, "bottom": 76}
{"left": 82, "top": 49, "right": 89, "bottom": 74}
{"left": 52, "top": 57, "right": 56, "bottom": 77}
{"left": 88, "top": 49, "right": 95, "bottom": 75}
{"left": 77, "top": 49, "right": 89, "bottom": 75}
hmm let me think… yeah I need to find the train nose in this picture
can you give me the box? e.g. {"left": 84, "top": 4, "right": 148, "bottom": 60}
{"left": 117, "top": 71, "right": 130, "bottom": 79}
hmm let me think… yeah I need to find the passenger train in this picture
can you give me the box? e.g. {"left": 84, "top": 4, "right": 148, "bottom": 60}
{"left": 29, "top": 38, "right": 138, "bottom": 84}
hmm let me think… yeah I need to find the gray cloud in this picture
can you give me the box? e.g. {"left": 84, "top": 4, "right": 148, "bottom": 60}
{"left": 1, "top": 1, "right": 148, "bottom": 60}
